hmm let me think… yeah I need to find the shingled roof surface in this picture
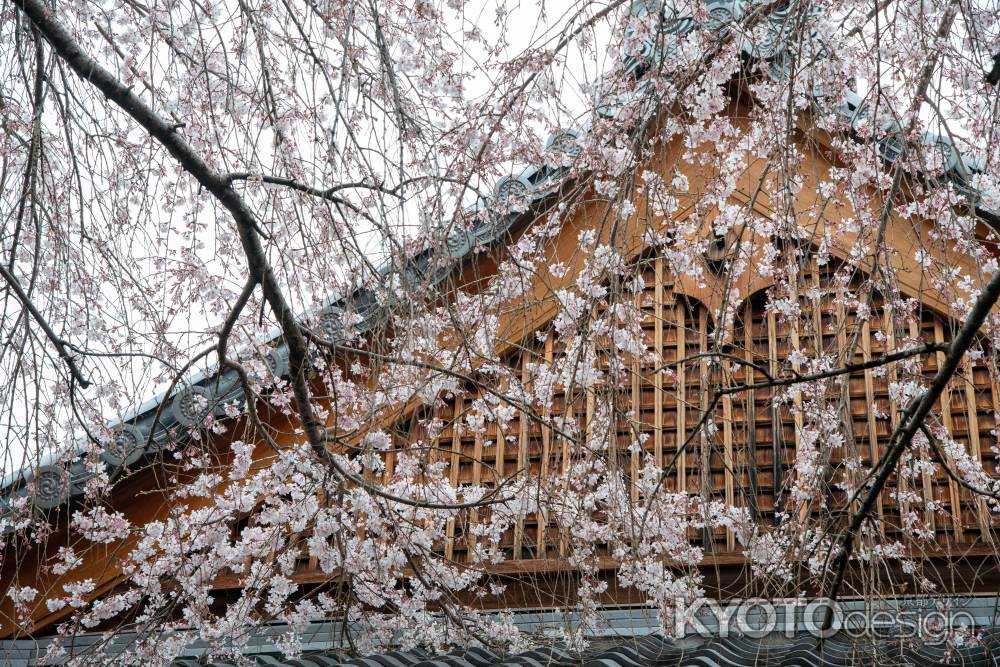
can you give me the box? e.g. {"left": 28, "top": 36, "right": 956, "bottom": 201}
{"left": 5, "top": 633, "right": 1000, "bottom": 667}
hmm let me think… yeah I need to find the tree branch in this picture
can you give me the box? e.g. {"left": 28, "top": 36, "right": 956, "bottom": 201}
{"left": 0, "top": 262, "right": 90, "bottom": 389}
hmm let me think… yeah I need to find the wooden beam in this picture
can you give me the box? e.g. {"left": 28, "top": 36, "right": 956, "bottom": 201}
{"left": 861, "top": 318, "right": 887, "bottom": 538}
{"left": 446, "top": 395, "right": 464, "bottom": 561}
{"left": 654, "top": 258, "right": 665, "bottom": 470}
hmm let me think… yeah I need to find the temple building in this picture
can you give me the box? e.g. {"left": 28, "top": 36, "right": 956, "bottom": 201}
{"left": 3, "top": 1, "right": 1000, "bottom": 665}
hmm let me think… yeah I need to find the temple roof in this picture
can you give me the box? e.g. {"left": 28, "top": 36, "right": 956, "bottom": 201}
{"left": 2, "top": 602, "right": 997, "bottom": 665}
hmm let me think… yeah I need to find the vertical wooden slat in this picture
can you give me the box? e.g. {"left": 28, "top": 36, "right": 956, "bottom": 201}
{"left": 766, "top": 310, "right": 783, "bottom": 519}
{"left": 699, "top": 308, "right": 712, "bottom": 549}
{"left": 860, "top": 319, "right": 886, "bottom": 537}
{"left": 494, "top": 362, "right": 512, "bottom": 513}
{"left": 494, "top": 378, "right": 507, "bottom": 487}
{"left": 586, "top": 391, "right": 595, "bottom": 447}
{"left": 834, "top": 299, "right": 861, "bottom": 517}
{"left": 426, "top": 405, "right": 443, "bottom": 560}
{"left": 677, "top": 303, "right": 687, "bottom": 493}
{"left": 384, "top": 434, "right": 398, "bottom": 486}
{"left": 654, "top": 258, "right": 665, "bottom": 470}
{"left": 631, "top": 286, "right": 642, "bottom": 504}
{"left": 883, "top": 306, "right": 911, "bottom": 532}
{"left": 933, "top": 318, "right": 965, "bottom": 544}
{"left": 559, "top": 388, "right": 574, "bottom": 557}
{"left": 743, "top": 301, "right": 760, "bottom": 521}
{"left": 722, "top": 371, "right": 735, "bottom": 551}
{"left": 962, "top": 366, "right": 993, "bottom": 543}
{"left": 469, "top": 424, "right": 485, "bottom": 562}
{"left": 809, "top": 269, "right": 825, "bottom": 358}
{"left": 787, "top": 287, "right": 807, "bottom": 523}
{"left": 446, "top": 395, "right": 464, "bottom": 561}
{"left": 513, "top": 352, "right": 529, "bottom": 560}
{"left": 538, "top": 335, "right": 554, "bottom": 558}
{"left": 808, "top": 266, "right": 828, "bottom": 500}
{"left": 909, "top": 318, "right": 937, "bottom": 532}
{"left": 986, "top": 352, "right": 1000, "bottom": 545}
{"left": 307, "top": 487, "right": 324, "bottom": 572}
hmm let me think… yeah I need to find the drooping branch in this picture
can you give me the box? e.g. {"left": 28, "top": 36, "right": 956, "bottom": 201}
{"left": 919, "top": 423, "right": 1000, "bottom": 502}
{"left": 217, "top": 278, "right": 258, "bottom": 364}
{"left": 14, "top": 0, "right": 541, "bottom": 519}
{"left": 0, "top": 262, "right": 90, "bottom": 389}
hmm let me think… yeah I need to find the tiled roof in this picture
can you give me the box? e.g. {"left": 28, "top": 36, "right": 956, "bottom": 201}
{"left": 3, "top": 603, "right": 998, "bottom": 666}
{"left": 5, "top": 633, "right": 1000, "bottom": 667}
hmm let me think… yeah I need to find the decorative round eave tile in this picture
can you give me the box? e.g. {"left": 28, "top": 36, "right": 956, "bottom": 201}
{"left": 32, "top": 465, "right": 68, "bottom": 510}
{"left": 171, "top": 385, "right": 214, "bottom": 427}
{"left": 100, "top": 423, "right": 147, "bottom": 468}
